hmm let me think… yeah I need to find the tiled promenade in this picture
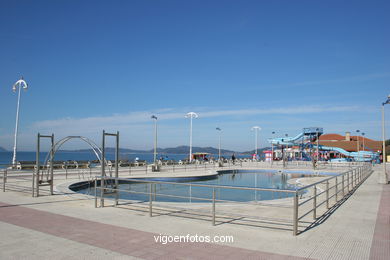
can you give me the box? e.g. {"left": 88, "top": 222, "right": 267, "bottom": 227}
{"left": 0, "top": 165, "right": 388, "bottom": 259}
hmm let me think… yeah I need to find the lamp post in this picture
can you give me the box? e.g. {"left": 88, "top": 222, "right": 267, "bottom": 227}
{"left": 316, "top": 128, "right": 320, "bottom": 162}
{"left": 11, "top": 78, "right": 28, "bottom": 166}
{"left": 362, "top": 132, "right": 365, "bottom": 151}
{"left": 216, "top": 127, "right": 222, "bottom": 161}
{"left": 382, "top": 95, "right": 390, "bottom": 184}
{"left": 356, "top": 130, "right": 360, "bottom": 160}
{"left": 285, "top": 134, "right": 289, "bottom": 159}
{"left": 271, "top": 131, "right": 275, "bottom": 165}
{"left": 151, "top": 115, "right": 158, "bottom": 166}
{"left": 186, "top": 112, "right": 198, "bottom": 162}
{"left": 251, "top": 126, "right": 261, "bottom": 159}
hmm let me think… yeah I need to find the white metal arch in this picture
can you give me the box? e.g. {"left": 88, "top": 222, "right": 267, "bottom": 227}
{"left": 42, "top": 136, "right": 108, "bottom": 179}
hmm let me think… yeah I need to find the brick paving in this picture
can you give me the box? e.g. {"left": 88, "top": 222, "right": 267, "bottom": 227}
{"left": 0, "top": 201, "right": 308, "bottom": 259}
{"left": 0, "top": 164, "right": 388, "bottom": 259}
{"left": 369, "top": 184, "right": 390, "bottom": 260}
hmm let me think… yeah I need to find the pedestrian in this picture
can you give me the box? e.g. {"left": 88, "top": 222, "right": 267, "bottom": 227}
{"left": 232, "top": 153, "right": 236, "bottom": 164}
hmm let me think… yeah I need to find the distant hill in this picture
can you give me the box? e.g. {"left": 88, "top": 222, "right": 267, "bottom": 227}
{"left": 156, "top": 146, "right": 238, "bottom": 155}
{"left": 61, "top": 146, "right": 240, "bottom": 155}
{"left": 0, "top": 147, "right": 7, "bottom": 152}
{"left": 241, "top": 147, "right": 272, "bottom": 155}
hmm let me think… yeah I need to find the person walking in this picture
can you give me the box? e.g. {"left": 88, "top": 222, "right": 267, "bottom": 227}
{"left": 232, "top": 153, "right": 236, "bottom": 165}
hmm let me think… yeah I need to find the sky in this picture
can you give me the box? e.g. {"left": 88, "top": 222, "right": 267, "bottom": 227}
{"left": 0, "top": 0, "right": 389, "bottom": 152}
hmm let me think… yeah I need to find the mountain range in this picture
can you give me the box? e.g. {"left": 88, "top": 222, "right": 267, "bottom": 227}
{"left": 0, "top": 147, "right": 7, "bottom": 152}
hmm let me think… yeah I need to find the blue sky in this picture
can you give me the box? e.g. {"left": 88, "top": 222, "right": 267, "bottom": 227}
{"left": 0, "top": 0, "right": 389, "bottom": 151}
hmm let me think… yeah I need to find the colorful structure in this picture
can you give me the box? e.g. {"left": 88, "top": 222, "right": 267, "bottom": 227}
{"left": 268, "top": 128, "right": 380, "bottom": 162}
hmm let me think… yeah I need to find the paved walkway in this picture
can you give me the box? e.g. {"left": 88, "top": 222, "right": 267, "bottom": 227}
{"left": 0, "top": 165, "right": 388, "bottom": 259}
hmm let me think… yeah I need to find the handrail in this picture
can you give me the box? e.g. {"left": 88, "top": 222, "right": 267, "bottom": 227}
{"left": 294, "top": 163, "right": 372, "bottom": 235}
{"left": 96, "top": 175, "right": 297, "bottom": 193}
{"left": 92, "top": 163, "right": 372, "bottom": 237}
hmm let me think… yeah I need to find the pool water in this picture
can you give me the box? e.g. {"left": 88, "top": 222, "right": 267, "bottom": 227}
{"left": 78, "top": 171, "right": 300, "bottom": 202}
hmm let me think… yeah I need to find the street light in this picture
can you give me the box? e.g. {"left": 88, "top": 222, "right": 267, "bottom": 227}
{"left": 381, "top": 95, "right": 390, "bottom": 184}
{"left": 316, "top": 128, "right": 320, "bottom": 162}
{"left": 271, "top": 131, "right": 275, "bottom": 165}
{"left": 11, "top": 77, "right": 28, "bottom": 166}
{"left": 361, "top": 132, "right": 365, "bottom": 151}
{"left": 216, "top": 127, "right": 222, "bottom": 161}
{"left": 185, "top": 112, "right": 198, "bottom": 162}
{"left": 285, "top": 134, "right": 289, "bottom": 160}
{"left": 151, "top": 115, "right": 158, "bottom": 166}
{"left": 251, "top": 126, "right": 261, "bottom": 158}
{"left": 356, "top": 130, "right": 360, "bottom": 158}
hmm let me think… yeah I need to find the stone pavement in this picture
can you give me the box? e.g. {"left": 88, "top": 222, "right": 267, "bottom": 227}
{"left": 0, "top": 165, "right": 388, "bottom": 259}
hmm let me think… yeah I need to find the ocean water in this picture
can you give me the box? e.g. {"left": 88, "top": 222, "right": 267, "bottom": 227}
{"left": 0, "top": 151, "right": 248, "bottom": 167}
{"left": 0, "top": 151, "right": 189, "bottom": 166}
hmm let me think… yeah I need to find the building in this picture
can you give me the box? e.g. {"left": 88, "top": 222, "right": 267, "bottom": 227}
{"left": 318, "top": 132, "right": 382, "bottom": 153}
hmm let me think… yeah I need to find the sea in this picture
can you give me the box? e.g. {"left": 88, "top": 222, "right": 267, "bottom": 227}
{"left": 0, "top": 151, "right": 248, "bottom": 168}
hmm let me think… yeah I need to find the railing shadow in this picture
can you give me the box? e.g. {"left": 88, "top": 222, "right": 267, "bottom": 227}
{"left": 298, "top": 171, "right": 371, "bottom": 235}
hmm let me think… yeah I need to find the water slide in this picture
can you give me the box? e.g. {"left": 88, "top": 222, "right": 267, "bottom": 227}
{"left": 268, "top": 127, "right": 378, "bottom": 161}
{"left": 316, "top": 145, "right": 378, "bottom": 162}
{"left": 269, "top": 132, "right": 304, "bottom": 145}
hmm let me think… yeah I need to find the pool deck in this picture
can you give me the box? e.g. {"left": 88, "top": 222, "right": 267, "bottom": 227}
{"left": 0, "top": 163, "right": 389, "bottom": 259}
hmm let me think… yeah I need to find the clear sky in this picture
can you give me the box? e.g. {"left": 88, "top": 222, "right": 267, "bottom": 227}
{"left": 0, "top": 0, "right": 389, "bottom": 151}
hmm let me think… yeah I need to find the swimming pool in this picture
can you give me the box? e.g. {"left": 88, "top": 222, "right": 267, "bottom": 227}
{"left": 75, "top": 170, "right": 308, "bottom": 202}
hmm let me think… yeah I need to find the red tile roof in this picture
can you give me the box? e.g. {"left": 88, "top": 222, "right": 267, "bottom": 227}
{"left": 319, "top": 134, "right": 345, "bottom": 141}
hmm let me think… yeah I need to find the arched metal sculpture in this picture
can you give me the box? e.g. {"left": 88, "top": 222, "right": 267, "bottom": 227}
{"left": 43, "top": 136, "right": 105, "bottom": 167}
{"left": 34, "top": 135, "right": 109, "bottom": 197}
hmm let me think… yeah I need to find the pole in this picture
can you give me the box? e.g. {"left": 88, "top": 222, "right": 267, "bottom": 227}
{"left": 94, "top": 177, "right": 97, "bottom": 208}
{"left": 212, "top": 188, "right": 216, "bottom": 226}
{"left": 35, "top": 133, "right": 41, "bottom": 197}
{"left": 216, "top": 127, "right": 221, "bottom": 161}
{"left": 293, "top": 192, "right": 298, "bottom": 236}
{"left": 149, "top": 183, "right": 153, "bottom": 217}
{"left": 357, "top": 130, "right": 360, "bottom": 160}
{"left": 101, "top": 130, "right": 105, "bottom": 207}
{"left": 152, "top": 116, "right": 157, "bottom": 166}
{"left": 115, "top": 131, "right": 119, "bottom": 206}
{"left": 218, "top": 131, "right": 221, "bottom": 161}
{"left": 50, "top": 134, "right": 54, "bottom": 195}
{"left": 382, "top": 105, "right": 388, "bottom": 183}
{"left": 189, "top": 115, "right": 193, "bottom": 162}
{"left": 255, "top": 128, "right": 258, "bottom": 155}
{"left": 3, "top": 170, "right": 6, "bottom": 192}
{"left": 316, "top": 130, "right": 319, "bottom": 162}
{"left": 12, "top": 86, "right": 22, "bottom": 166}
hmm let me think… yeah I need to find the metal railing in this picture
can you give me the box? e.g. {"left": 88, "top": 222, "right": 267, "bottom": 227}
{"left": 92, "top": 163, "right": 372, "bottom": 235}
{"left": 93, "top": 176, "right": 296, "bottom": 227}
{"left": 292, "top": 163, "right": 372, "bottom": 235}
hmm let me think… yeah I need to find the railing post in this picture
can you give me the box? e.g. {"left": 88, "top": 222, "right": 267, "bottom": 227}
{"left": 326, "top": 180, "right": 329, "bottom": 209}
{"left": 100, "top": 175, "right": 104, "bottom": 208}
{"left": 32, "top": 167, "right": 35, "bottom": 197}
{"left": 149, "top": 183, "right": 153, "bottom": 217}
{"left": 293, "top": 192, "right": 299, "bottom": 236}
{"left": 189, "top": 184, "right": 192, "bottom": 203}
{"left": 3, "top": 169, "right": 6, "bottom": 192}
{"left": 94, "top": 178, "right": 97, "bottom": 208}
{"left": 313, "top": 185, "right": 317, "bottom": 219}
{"left": 347, "top": 171, "right": 350, "bottom": 193}
{"left": 351, "top": 169, "right": 354, "bottom": 189}
{"left": 356, "top": 168, "right": 359, "bottom": 185}
{"left": 342, "top": 174, "right": 345, "bottom": 197}
{"left": 212, "top": 188, "right": 216, "bottom": 226}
